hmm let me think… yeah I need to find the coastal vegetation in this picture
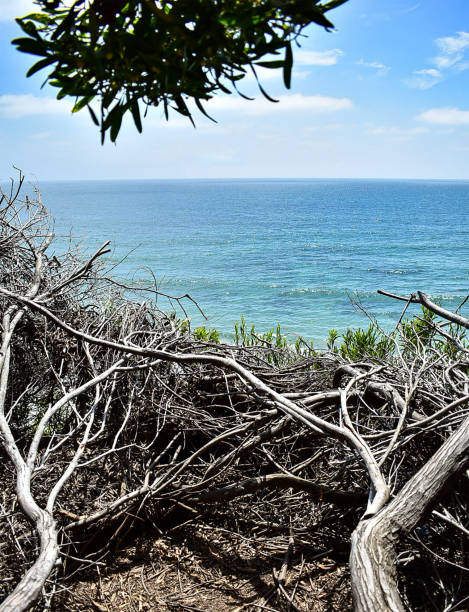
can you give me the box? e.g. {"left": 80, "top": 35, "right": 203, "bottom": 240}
{"left": 0, "top": 175, "right": 468, "bottom": 611}
{"left": 5, "top": 3, "right": 469, "bottom": 611}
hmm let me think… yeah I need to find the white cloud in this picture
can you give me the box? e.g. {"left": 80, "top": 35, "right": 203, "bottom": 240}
{"left": 357, "top": 59, "right": 391, "bottom": 74}
{"left": 369, "top": 126, "right": 428, "bottom": 136}
{"left": 416, "top": 107, "right": 469, "bottom": 126}
{"left": 30, "top": 131, "right": 55, "bottom": 140}
{"left": 434, "top": 31, "right": 469, "bottom": 70}
{"left": 295, "top": 49, "right": 343, "bottom": 66}
{"left": 406, "top": 68, "right": 442, "bottom": 89}
{"left": 0, "top": 94, "right": 71, "bottom": 118}
{"left": 433, "top": 53, "right": 463, "bottom": 70}
{"left": 436, "top": 31, "right": 469, "bottom": 56}
{"left": 292, "top": 70, "right": 311, "bottom": 80}
{"left": 208, "top": 93, "right": 353, "bottom": 116}
{"left": 305, "top": 123, "right": 346, "bottom": 132}
{"left": 408, "top": 31, "right": 469, "bottom": 89}
{"left": 0, "top": 0, "right": 36, "bottom": 21}
{"left": 369, "top": 125, "right": 428, "bottom": 143}
{"left": 400, "top": 3, "right": 421, "bottom": 14}
{"left": 359, "top": 12, "right": 391, "bottom": 26}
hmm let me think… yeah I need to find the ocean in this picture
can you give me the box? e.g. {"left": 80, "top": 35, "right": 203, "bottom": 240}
{"left": 28, "top": 178, "right": 469, "bottom": 346}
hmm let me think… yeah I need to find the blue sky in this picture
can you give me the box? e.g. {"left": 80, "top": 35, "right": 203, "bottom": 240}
{"left": 0, "top": 0, "right": 468, "bottom": 180}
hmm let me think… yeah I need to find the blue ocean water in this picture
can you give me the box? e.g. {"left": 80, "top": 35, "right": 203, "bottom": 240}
{"left": 31, "top": 178, "right": 469, "bottom": 346}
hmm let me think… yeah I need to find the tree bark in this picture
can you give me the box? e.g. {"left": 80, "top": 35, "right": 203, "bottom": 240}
{"left": 0, "top": 510, "right": 58, "bottom": 612}
{"left": 350, "top": 414, "right": 469, "bottom": 611}
{"left": 191, "top": 472, "right": 367, "bottom": 506}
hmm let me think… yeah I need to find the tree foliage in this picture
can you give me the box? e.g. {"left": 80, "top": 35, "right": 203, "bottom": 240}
{"left": 13, "top": 0, "right": 348, "bottom": 142}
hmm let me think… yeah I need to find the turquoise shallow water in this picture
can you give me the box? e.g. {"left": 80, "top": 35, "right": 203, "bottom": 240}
{"left": 30, "top": 178, "right": 469, "bottom": 346}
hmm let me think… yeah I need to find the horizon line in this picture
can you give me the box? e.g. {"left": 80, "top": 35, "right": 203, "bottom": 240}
{"left": 8, "top": 176, "right": 469, "bottom": 183}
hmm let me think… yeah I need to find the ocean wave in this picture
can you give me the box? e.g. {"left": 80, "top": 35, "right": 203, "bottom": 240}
{"left": 280, "top": 287, "right": 380, "bottom": 299}
{"left": 281, "top": 287, "right": 339, "bottom": 296}
{"left": 366, "top": 267, "right": 410, "bottom": 275}
{"left": 427, "top": 293, "right": 469, "bottom": 301}
{"left": 279, "top": 288, "right": 469, "bottom": 302}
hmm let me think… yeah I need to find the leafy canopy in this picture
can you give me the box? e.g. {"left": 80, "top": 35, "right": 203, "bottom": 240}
{"left": 13, "top": 1, "right": 348, "bottom": 142}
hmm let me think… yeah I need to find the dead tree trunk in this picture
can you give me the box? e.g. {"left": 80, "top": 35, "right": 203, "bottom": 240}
{"left": 0, "top": 510, "right": 58, "bottom": 612}
{"left": 350, "top": 414, "right": 469, "bottom": 611}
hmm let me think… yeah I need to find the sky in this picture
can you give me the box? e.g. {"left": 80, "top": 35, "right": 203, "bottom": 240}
{"left": 0, "top": 0, "right": 468, "bottom": 180}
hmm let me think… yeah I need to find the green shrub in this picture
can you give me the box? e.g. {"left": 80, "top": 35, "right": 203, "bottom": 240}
{"left": 193, "top": 326, "right": 220, "bottom": 343}
{"left": 400, "top": 305, "right": 467, "bottom": 359}
{"left": 337, "top": 325, "right": 394, "bottom": 361}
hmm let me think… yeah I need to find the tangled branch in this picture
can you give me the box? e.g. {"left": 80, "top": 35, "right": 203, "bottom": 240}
{"left": 0, "top": 175, "right": 467, "bottom": 611}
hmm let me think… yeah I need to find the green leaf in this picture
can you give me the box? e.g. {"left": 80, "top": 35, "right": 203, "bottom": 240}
{"left": 11, "top": 36, "right": 47, "bottom": 57}
{"left": 102, "top": 90, "right": 115, "bottom": 108}
{"left": 106, "top": 104, "right": 124, "bottom": 142}
{"left": 306, "top": 8, "right": 335, "bottom": 30}
{"left": 88, "top": 8, "right": 99, "bottom": 46}
{"left": 321, "top": 0, "right": 349, "bottom": 12}
{"left": 194, "top": 97, "right": 217, "bottom": 123}
{"left": 254, "top": 60, "right": 285, "bottom": 69}
{"left": 19, "top": 13, "right": 54, "bottom": 26}
{"left": 130, "top": 98, "right": 142, "bottom": 132}
{"left": 258, "top": 82, "right": 278, "bottom": 103}
{"left": 15, "top": 19, "right": 41, "bottom": 39}
{"left": 87, "top": 104, "right": 99, "bottom": 126}
{"left": 51, "top": 7, "right": 78, "bottom": 40}
{"left": 283, "top": 41, "right": 293, "bottom": 89}
{"left": 110, "top": 115, "right": 123, "bottom": 142}
{"left": 250, "top": 65, "right": 278, "bottom": 102}
{"left": 26, "top": 56, "right": 55, "bottom": 77}
{"left": 72, "top": 96, "right": 93, "bottom": 113}
{"left": 217, "top": 81, "right": 232, "bottom": 94}
{"left": 174, "top": 95, "right": 195, "bottom": 127}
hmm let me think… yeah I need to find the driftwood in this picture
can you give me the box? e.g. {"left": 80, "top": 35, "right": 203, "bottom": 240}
{"left": 351, "top": 413, "right": 469, "bottom": 611}
{"left": 0, "top": 174, "right": 468, "bottom": 611}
